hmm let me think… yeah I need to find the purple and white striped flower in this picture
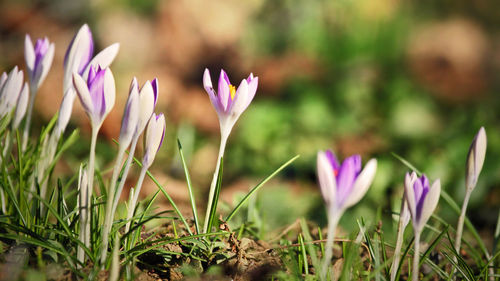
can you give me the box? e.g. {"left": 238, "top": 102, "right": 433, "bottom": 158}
{"left": 24, "top": 35, "right": 55, "bottom": 91}
{"left": 203, "top": 69, "right": 258, "bottom": 137}
{"left": 317, "top": 150, "right": 377, "bottom": 212}
{"left": 131, "top": 77, "right": 158, "bottom": 138}
{"left": 143, "top": 113, "right": 165, "bottom": 169}
{"left": 119, "top": 82, "right": 140, "bottom": 149}
{"left": 72, "top": 66, "right": 115, "bottom": 128}
{"left": 0, "top": 67, "right": 25, "bottom": 117}
{"left": 404, "top": 172, "right": 440, "bottom": 232}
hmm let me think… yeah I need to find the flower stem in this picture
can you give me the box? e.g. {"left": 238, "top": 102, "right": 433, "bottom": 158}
{"left": 452, "top": 190, "right": 471, "bottom": 277}
{"left": 125, "top": 166, "right": 148, "bottom": 237}
{"left": 391, "top": 206, "right": 408, "bottom": 281}
{"left": 100, "top": 147, "right": 126, "bottom": 265}
{"left": 412, "top": 231, "right": 421, "bottom": 281}
{"left": 85, "top": 127, "right": 99, "bottom": 248}
{"left": 203, "top": 132, "right": 228, "bottom": 233}
{"left": 21, "top": 87, "right": 37, "bottom": 152}
{"left": 321, "top": 211, "right": 340, "bottom": 281}
{"left": 111, "top": 137, "right": 138, "bottom": 217}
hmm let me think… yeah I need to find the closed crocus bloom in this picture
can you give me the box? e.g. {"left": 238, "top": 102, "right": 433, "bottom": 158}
{"left": 119, "top": 83, "right": 140, "bottom": 149}
{"left": 466, "top": 127, "right": 486, "bottom": 191}
{"left": 25, "top": 35, "right": 55, "bottom": 91}
{"left": 73, "top": 66, "right": 115, "bottom": 128}
{"left": 55, "top": 88, "right": 76, "bottom": 136}
{"left": 404, "top": 172, "right": 440, "bottom": 232}
{"left": 203, "top": 69, "right": 258, "bottom": 137}
{"left": 143, "top": 113, "right": 165, "bottom": 168}
{"left": 317, "top": 150, "right": 377, "bottom": 212}
{"left": 0, "top": 67, "right": 24, "bottom": 117}
{"left": 12, "top": 82, "right": 29, "bottom": 130}
{"left": 134, "top": 78, "right": 158, "bottom": 137}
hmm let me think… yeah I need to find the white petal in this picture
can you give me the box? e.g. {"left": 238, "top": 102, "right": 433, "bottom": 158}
{"left": 418, "top": 179, "right": 441, "bottom": 232}
{"left": 403, "top": 172, "right": 418, "bottom": 225}
{"left": 343, "top": 158, "right": 377, "bottom": 209}
{"left": 82, "top": 43, "right": 120, "bottom": 81}
{"left": 466, "top": 127, "right": 487, "bottom": 190}
{"left": 119, "top": 87, "right": 139, "bottom": 149}
{"left": 55, "top": 88, "right": 76, "bottom": 136}
{"left": 24, "top": 34, "right": 35, "bottom": 73}
{"left": 73, "top": 73, "right": 93, "bottom": 117}
{"left": 230, "top": 79, "right": 249, "bottom": 118}
{"left": 0, "top": 67, "right": 24, "bottom": 115}
{"left": 137, "top": 81, "right": 154, "bottom": 135}
{"left": 317, "top": 151, "right": 336, "bottom": 207}
{"left": 244, "top": 76, "right": 258, "bottom": 110}
{"left": 36, "top": 43, "right": 55, "bottom": 90}
{"left": 0, "top": 72, "right": 7, "bottom": 91}
{"left": 143, "top": 113, "right": 165, "bottom": 167}
{"left": 13, "top": 82, "right": 29, "bottom": 129}
{"left": 203, "top": 69, "right": 221, "bottom": 114}
{"left": 103, "top": 68, "right": 115, "bottom": 116}
{"left": 64, "top": 25, "right": 93, "bottom": 92}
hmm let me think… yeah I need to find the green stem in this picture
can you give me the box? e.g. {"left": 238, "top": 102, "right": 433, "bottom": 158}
{"left": 111, "top": 137, "right": 138, "bottom": 217}
{"left": 125, "top": 166, "right": 148, "bottom": 234}
{"left": 86, "top": 127, "right": 98, "bottom": 249}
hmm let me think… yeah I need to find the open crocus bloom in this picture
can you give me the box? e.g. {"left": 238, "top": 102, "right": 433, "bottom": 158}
{"left": 404, "top": 172, "right": 440, "bottom": 232}
{"left": 73, "top": 66, "right": 115, "bottom": 128}
{"left": 317, "top": 150, "right": 377, "bottom": 213}
{"left": 203, "top": 69, "right": 258, "bottom": 137}
{"left": 25, "top": 35, "right": 55, "bottom": 91}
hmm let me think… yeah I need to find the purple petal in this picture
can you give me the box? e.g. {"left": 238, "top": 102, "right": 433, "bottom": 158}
{"left": 218, "top": 70, "right": 230, "bottom": 111}
{"left": 325, "top": 150, "right": 340, "bottom": 171}
{"left": 33, "top": 38, "right": 49, "bottom": 72}
{"left": 336, "top": 155, "right": 358, "bottom": 205}
{"left": 88, "top": 68, "right": 106, "bottom": 117}
{"left": 151, "top": 78, "right": 159, "bottom": 106}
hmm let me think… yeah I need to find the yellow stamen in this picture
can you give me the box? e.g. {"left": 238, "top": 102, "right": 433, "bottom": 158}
{"left": 229, "top": 84, "right": 236, "bottom": 100}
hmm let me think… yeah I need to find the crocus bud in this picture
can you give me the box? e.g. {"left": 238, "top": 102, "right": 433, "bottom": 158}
{"left": 73, "top": 66, "right": 115, "bottom": 128}
{"left": 12, "top": 82, "right": 29, "bottom": 130}
{"left": 0, "top": 67, "right": 24, "bottom": 117}
{"left": 404, "top": 172, "right": 440, "bottom": 233}
{"left": 25, "top": 35, "right": 55, "bottom": 91}
{"left": 465, "top": 127, "right": 486, "bottom": 191}
{"left": 134, "top": 78, "right": 158, "bottom": 137}
{"left": 119, "top": 81, "right": 140, "bottom": 149}
{"left": 317, "top": 150, "right": 377, "bottom": 213}
{"left": 203, "top": 69, "right": 258, "bottom": 138}
{"left": 142, "top": 113, "right": 165, "bottom": 168}
{"left": 55, "top": 88, "right": 77, "bottom": 136}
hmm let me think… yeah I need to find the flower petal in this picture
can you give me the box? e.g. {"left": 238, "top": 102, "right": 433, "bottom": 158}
{"left": 343, "top": 158, "right": 377, "bottom": 209}
{"left": 103, "top": 67, "right": 115, "bottom": 117}
{"left": 203, "top": 69, "right": 222, "bottom": 113}
{"left": 317, "top": 151, "right": 337, "bottom": 206}
{"left": 82, "top": 43, "right": 120, "bottom": 81}
{"left": 218, "top": 70, "right": 230, "bottom": 111}
{"left": 73, "top": 72, "right": 93, "bottom": 118}
{"left": 417, "top": 179, "right": 440, "bottom": 232}
{"left": 404, "top": 171, "right": 418, "bottom": 225}
{"left": 55, "top": 88, "right": 76, "bottom": 136}
{"left": 229, "top": 79, "right": 249, "bottom": 118}
{"left": 13, "top": 82, "right": 29, "bottom": 129}
{"left": 24, "top": 34, "right": 35, "bottom": 72}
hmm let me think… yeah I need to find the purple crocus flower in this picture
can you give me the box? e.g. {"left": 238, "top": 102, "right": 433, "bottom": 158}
{"left": 203, "top": 69, "right": 258, "bottom": 137}
{"left": 63, "top": 24, "right": 119, "bottom": 94}
{"left": 317, "top": 150, "right": 377, "bottom": 212}
{"left": 130, "top": 77, "right": 159, "bottom": 138}
{"left": 25, "top": 35, "right": 55, "bottom": 91}
{"left": 404, "top": 172, "right": 440, "bottom": 232}
{"left": 119, "top": 81, "right": 140, "bottom": 149}
{"left": 142, "top": 113, "right": 165, "bottom": 168}
{"left": 72, "top": 66, "right": 116, "bottom": 128}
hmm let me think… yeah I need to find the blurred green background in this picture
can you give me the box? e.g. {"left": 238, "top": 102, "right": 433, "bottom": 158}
{"left": 1, "top": 0, "right": 499, "bottom": 240}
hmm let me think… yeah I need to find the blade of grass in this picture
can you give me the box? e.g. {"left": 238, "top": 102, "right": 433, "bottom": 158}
{"left": 177, "top": 139, "right": 200, "bottom": 234}
{"left": 207, "top": 157, "right": 223, "bottom": 233}
{"left": 225, "top": 155, "right": 299, "bottom": 223}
